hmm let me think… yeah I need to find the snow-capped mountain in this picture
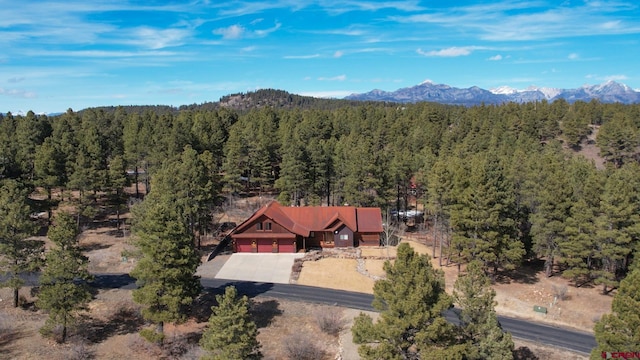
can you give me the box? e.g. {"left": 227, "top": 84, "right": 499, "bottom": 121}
{"left": 345, "top": 80, "right": 640, "bottom": 105}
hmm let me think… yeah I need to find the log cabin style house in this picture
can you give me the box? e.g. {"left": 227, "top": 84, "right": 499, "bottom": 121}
{"left": 231, "top": 201, "right": 383, "bottom": 253}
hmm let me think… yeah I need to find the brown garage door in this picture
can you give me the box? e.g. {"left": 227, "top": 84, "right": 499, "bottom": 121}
{"left": 277, "top": 239, "right": 296, "bottom": 253}
{"left": 235, "top": 238, "right": 254, "bottom": 252}
{"left": 257, "top": 239, "right": 272, "bottom": 253}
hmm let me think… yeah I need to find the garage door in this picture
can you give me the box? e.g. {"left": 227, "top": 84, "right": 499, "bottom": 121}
{"left": 257, "top": 239, "right": 272, "bottom": 253}
{"left": 277, "top": 239, "right": 296, "bottom": 253}
{"left": 235, "top": 239, "right": 254, "bottom": 252}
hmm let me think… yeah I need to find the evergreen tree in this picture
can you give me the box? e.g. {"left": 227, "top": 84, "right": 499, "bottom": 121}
{"left": 0, "top": 179, "right": 42, "bottom": 307}
{"left": 107, "top": 154, "right": 130, "bottom": 231}
{"left": 450, "top": 152, "right": 523, "bottom": 274}
{"left": 596, "top": 112, "right": 640, "bottom": 168}
{"left": 200, "top": 286, "right": 261, "bottom": 360}
{"left": 130, "top": 194, "right": 201, "bottom": 342}
{"left": 528, "top": 144, "right": 573, "bottom": 277}
{"left": 37, "top": 212, "right": 92, "bottom": 343}
{"left": 595, "top": 163, "right": 640, "bottom": 293}
{"left": 453, "top": 261, "right": 514, "bottom": 360}
{"left": 591, "top": 268, "right": 640, "bottom": 359}
{"left": 351, "top": 243, "right": 463, "bottom": 359}
{"left": 560, "top": 158, "right": 602, "bottom": 285}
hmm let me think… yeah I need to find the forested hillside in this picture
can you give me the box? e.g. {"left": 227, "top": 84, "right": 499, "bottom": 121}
{"left": 2, "top": 97, "right": 640, "bottom": 290}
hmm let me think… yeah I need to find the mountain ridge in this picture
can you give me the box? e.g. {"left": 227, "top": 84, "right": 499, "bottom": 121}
{"left": 345, "top": 80, "right": 640, "bottom": 105}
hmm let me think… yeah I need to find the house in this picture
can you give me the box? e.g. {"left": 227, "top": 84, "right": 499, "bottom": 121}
{"left": 231, "top": 201, "right": 383, "bottom": 253}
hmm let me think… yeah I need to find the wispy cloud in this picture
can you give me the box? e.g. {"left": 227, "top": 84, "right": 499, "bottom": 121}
{"left": 214, "top": 24, "right": 246, "bottom": 39}
{"left": 255, "top": 22, "right": 282, "bottom": 36}
{"left": 333, "top": 51, "right": 344, "bottom": 58}
{"left": 318, "top": 75, "right": 347, "bottom": 81}
{"left": 488, "top": 54, "right": 502, "bottom": 61}
{"left": 24, "top": 50, "right": 179, "bottom": 58}
{"left": 568, "top": 53, "right": 579, "bottom": 60}
{"left": 213, "top": 22, "right": 281, "bottom": 40}
{"left": 392, "top": 1, "right": 640, "bottom": 41}
{"left": 0, "top": 88, "right": 36, "bottom": 98}
{"left": 128, "top": 27, "right": 192, "bottom": 49}
{"left": 417, "top": 46, "right": 474, "bottom": 57}
{"left": 587, "top": 74, "right": 629, "bottom": 82}
{"left": 284, "top": 54, "right": 321, "bottom": 59}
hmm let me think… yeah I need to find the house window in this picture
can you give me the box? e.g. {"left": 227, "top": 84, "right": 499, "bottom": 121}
{"left": 339, "top": 234, "right": 349, "bottom": 240}
{"left": 265, "top": 222, "right": 272, "bottom": 231}
{"left": 256, "top": 223, "right": 263, "bottom": 230}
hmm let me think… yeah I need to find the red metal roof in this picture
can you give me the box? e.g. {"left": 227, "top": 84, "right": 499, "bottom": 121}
{"left": 232, "top": 201, "right": 383, "bottom": 237}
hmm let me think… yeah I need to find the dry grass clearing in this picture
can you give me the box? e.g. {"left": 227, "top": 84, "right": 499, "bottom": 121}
{"left": 297, "top": 237, "right": 612, "bottom": 335}
{"left": 296, "top": 258, "right": 375, "bottom": 294}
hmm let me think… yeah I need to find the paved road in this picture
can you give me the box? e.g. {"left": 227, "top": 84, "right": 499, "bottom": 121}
{"left": 91, "top": 273, "right": 596, "bottom": 354}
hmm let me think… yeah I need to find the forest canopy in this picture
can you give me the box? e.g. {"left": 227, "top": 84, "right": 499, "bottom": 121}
{"left": 2, "top": 93, "right": 640, "bottom": 289}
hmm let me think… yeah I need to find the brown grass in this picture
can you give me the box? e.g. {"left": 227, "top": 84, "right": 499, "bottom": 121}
{"left": 296, "top": 258, "right": 375, "bottom": 294}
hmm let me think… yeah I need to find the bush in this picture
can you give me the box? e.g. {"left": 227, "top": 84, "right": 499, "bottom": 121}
{"left": 315, "top": 307, "right": 345, "bottom": 336}
{"left": 283, "top": 332, "right": 325, "bottom": 360}
{"left": 127, "top": 333, "right": 163, "bottom": 357}
{"left": 139, "top": 327, "right": 165, "bottom": 344}
{"left": 68, "top": 339, "right": 93, "bottom": 360}
{"left": 552, "top": 284, "right": 569, "bottom": 301}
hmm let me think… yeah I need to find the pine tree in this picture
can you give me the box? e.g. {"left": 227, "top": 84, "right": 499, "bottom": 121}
{"left": 590, "top": 268, "right": 640, "bottom": 359}
{"left": 450, "top": 152, "right": 523, "bottom": 274}
{"left": 0, "top": 179, "right": 42, "bottom": 307}
{"left": 37, "top": 212, "right": 92, "bottom": 343}
{"left": 529, "top": 144, "right": 573, "bottom": 277}
{"left": 200, "top": 286, "right": 261, "bottom": 360}
{"left": 453, "top": 261, "right": 514, "bottom": 360}
{"left": 351, "top": 243, "right": 463, "bottom": 359}
{"left": 130, "top": 194, "right": 201, "bottom": 342}
{"left": 594, "top": 163, "right": 640, "bottom": 293}
{"left": 560, "top": 158, "right": 602, "bottom": 285}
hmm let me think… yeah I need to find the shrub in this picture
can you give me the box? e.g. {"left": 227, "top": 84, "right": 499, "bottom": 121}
{"left": 68, "top": 339, "right": 92, "bottom": 360}
{"left": 139, "top": 327, "right": 165, "bottom": 344}
{"left": 315, "top": 307, "right": 345, "bottom": 336}
{"left": 551, "top": 284, "right": 569, "bottom": 301}
{"left": 283, "top": 332, "right": 325, "bottom": 360}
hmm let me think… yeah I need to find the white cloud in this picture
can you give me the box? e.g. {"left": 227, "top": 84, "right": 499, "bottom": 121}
{"left": 214, "top": 24, "right": 246, "bottom": 39}
{"left": 603, "top": 74, "right": 628, "bottom": 81}
{"left": 284, "top": 54, "right": 320, "bottom": 59}
{"left": 392, "top": 2, "right": 640, "bottom": 42}
{"left": 568, "top": 53, "right": 579, "bottom": 60}
{"left": 417, "top": 47, "right": 473, "bottom": 57}
{"left": 214, "top": 22, "right": 281, "bottom": 39}
{"left": 0, "top": 88, "right": 36, "bottom": 98}
{"left": 318, "top": 75, "right": 347, "bottom": 81}
{"left": 255, "top": 22, "right": 281, "bottom": 37}
{"left": 333, "top": 50, "right": 344, "bottom": 58}
{"left": 488, "top": 54, "right": 503, "bottom": 61}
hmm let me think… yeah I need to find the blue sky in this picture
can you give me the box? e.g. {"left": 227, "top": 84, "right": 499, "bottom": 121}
{"left": 2, "top": 0, "right": 640, "bottom": 114}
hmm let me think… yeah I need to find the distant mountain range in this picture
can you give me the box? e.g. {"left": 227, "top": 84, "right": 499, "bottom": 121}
{"left": 345, "top": 80, "right": 640, "bottom": 106}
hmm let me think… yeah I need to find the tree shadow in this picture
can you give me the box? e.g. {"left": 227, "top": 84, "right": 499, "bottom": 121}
{"left": 80, "top": 303, "right": 145, "bottom": 343}
{"left": 80, "top": 242, "right": 112, "bottom": 252}
{"left": 250, "top": 299, "right": 283, "bottom": 328}
{"left": 0, "top": 327, "right": 28, "bottom": 353}
{"left": 513, "top": 346, "right": 539, "bottom": 360}
{"left": 494, "top": 259, "right": 543, "bottom": 285}
{"left": 191, "top": 282, "right": 277, "bottom": 323}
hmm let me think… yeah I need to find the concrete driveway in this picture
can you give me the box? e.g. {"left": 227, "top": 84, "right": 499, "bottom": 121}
{"left": 212, "top": 253, "right": 304, "bottom": 284}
